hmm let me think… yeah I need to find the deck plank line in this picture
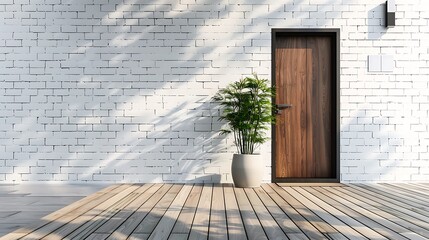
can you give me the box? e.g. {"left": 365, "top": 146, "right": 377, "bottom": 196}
{"left": 321, "top": 186, "right": 428, "bottom": 239}
{"left": 269, "top": 184, "right": 339, "bottom": 236}
{"left": 283, "top": 187, "right": 366, "bottom": 240}
{"left": 261, "top": 184, "right": 327, "bottom": 239}
{"left": 244, "top": 188, "right": 288, "bottom": 240}
{"left": 148, "top": 184, "right": 193, "bottom": 240}
{"left": 370, "top": 183, "right": 429, "bottom": 203}
{"left": 63, "top": 186, "right": 142, "bottom": 240}
{"left": 170, "top": 184, "right": 203, "bottom": 236}
{"left": 380, "top": 183, "right": 429, "bottom": 199}
{"left": 309, "top": 186, "right": 408, "bottom": 240}
{"left": 107, "top": 184, "right": 173, "bottom": 240}
{"left": 94, "top": 184, "right": 158, "bottom": 234}
{"left": 330, "top": 186, "right": 429, "bottom": 238}
{"left": 254, "top": 186, "right": 303, "bottom": 235}
{"left": 85, "top": 233, "right": 110, "bottom": 240}
{"left": 350, "top": 184, "right": 429, "bottom": 214}
{"left": 64, "top": 185, "right": 154, "bottom": 239}
{"left": 234, "top": 187, "right": 268, "bottom": 240}
{"left": 277, "top": 183, "right": 345, "bottom": 187}
{"left": 361, "top": 184, "right": 429, "bottom": 207}
{"left": 20, "top": 184, "right": 136, "bottom": 240}
{"left": 348, "top": 185, "right": 429, "bottom": 223}
{"left": 127, "top": 233, "right": 149, "bottom": 240}
{"left": 223, "top": 184, "right": 247, "bottom": 240}
{"left": 188, "top": 183, "right": 213, "bottom": 240}
{"left": 386, "top": 183, "right": 429, "bottom": 197}
{"left": 3, "top": 183, "right": 429, "bottom": 239}
{"left": 0, "top": 184, "right": 121, "bottom": 240}
{"left": 208, "top": 184, "right": 227, "bottom": 240}
{"left": 410, "top": 183, "right": 429, "bottom": 190}
{"left": 294, "top": 187, "right": 387, "bottom": 239}
{"left": 132, "top": 184, "right": 183, "bottom": 234}
{"left": 167, "top": 233, "right": 188, "bottom": 240}
{"left": 286, "top": 233, "right": 310, "bottom": 240}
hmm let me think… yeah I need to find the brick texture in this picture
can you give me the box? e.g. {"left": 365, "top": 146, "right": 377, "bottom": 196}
{"left": 0, "top": 0, "right": 428, "bottom": 182}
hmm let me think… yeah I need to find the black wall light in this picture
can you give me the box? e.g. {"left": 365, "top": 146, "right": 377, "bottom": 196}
{"left": 386, "top": 0, "right": 396, "bottom": 27}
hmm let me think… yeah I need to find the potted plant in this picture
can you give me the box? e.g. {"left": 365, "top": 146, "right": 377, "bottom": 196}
{"left": 213, "top": 74, "right": 275, "bottom": 187}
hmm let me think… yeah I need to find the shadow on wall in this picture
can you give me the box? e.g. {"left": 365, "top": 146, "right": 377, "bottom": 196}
{"left": 341, "top": 104, "right": 422, "bottom": 182}
{"left": 78, "top": 99, "right": 228, "bottom": 183}
{"left": 2, "top": 0, "right": 343, "bottom": 183}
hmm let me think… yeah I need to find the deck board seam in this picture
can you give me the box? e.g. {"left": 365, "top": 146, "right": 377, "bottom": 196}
{"left": 2, "top": 183, "right": 429, "bottom": 240}
{"left": 326, "top": 185, "right": 429, "bottom": 239}
{"left": 266, "top": 183, "right": 327, "bottom": 239}
{"left": 93, "top": 183, "right": 157, "bottom": 235}
{"left": 70, "top": 188, "right": 141, "bottom": 239}
{"left": 170, "top": 183, "right": 203, "bottom": 237}
{"left": 2, "top": 184, "right": 122, "bottom": 239}
{"left": 348, "top": 185, "right": 429, "bottom": 221}
{"left": 295, "top": 186, "right": 385, "bottom": 239}
{"left": 118, "top": 183, "right": 173, "bottom": 239}
{"left": 145, "top": 184, "right": 184, "bottom": 238}
{"left": 285, "top": 186, "right": 361, "bottom": 239}
{"left": 254, "top": 185, "right": 305, "bottom": 237}
{"left": 166, "top": 184, "right": 195, "bottom": 240}
{"left": 22, "top": 184, "right": 137, "bottom": 240}
{"left": 319, "top": 185, "right": 414, "bottom": 238}
{"left": 272, "top": 184, "right": 336, "bottom": 235}
{"left": 357, "top": 184, "right": 429, "bottom": 208}
{"left": 310, "top": 186, "right": 407, "bottom": 240}
{"left": 222, "top": 185, "right": 230, "bottom": 240}
{"left": 384, "top": 183, "right": 429, "bottom": 197}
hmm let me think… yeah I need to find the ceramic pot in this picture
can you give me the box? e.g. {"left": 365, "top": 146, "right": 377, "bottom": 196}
{"left": 231, "top": 154, "right": 263, "bottom": 188}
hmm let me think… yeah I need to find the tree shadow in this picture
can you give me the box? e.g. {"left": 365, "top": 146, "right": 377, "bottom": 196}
{"left": 1, "top": 0, "right": 347, "bottom": 184}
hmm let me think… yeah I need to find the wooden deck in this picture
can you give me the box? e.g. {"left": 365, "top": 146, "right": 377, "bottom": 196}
{"left": 2, "top": 183, "right": 429, "bottom": 240}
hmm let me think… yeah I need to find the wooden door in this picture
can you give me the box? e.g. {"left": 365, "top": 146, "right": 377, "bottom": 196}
{"left": 274, "top": 35, "right": 335, "bottom": 179}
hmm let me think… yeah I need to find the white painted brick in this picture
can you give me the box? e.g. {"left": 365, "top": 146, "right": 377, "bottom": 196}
{"left": 123, "top": 174, "right": 163, "bottom": 182}
{"left": 93, "top": 174, "right": 123, "bottom": 181}
{"left": 21, "top": 174, "right": 53, "bottom": 181}
{"left": 0, "top": 0, "right": 427, "bottom": 183}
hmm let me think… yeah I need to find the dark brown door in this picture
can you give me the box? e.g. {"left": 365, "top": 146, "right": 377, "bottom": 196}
{"left": 275, "top": 35, "right": 335, "bottom": 179}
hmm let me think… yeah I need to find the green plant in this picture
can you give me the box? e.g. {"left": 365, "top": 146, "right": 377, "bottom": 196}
{"left": 213, "top": 74, "right": 275, "bottom": 154}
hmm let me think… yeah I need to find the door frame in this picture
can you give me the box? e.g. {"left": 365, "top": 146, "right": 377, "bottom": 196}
{"left": 271, "top": 28, "right": 340, "bottom": 183}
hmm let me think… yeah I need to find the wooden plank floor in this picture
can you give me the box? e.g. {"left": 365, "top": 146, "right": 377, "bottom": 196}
{"left": 2, "top": 183, "right": 429, "bottom": 240}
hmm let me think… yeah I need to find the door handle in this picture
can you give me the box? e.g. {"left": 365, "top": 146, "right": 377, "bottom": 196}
{"left": 275, "top": 104, "right": 292, "bottom": 115}
{"left": 277, "top": 104, "right": 292, "bottom": 109}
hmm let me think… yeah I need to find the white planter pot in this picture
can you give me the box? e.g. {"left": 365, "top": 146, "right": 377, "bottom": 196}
{"left": 231, "top": 154, "right": 263, "bottom": 188}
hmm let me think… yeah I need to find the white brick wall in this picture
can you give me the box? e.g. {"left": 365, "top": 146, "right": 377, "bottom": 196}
{"left": 1, "top": 0, "right": 428, "bottom": 183}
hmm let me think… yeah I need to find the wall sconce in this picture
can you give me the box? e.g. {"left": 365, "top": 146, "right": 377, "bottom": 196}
{"left": 386, "top": 0, "right": 396, "bottom": 27}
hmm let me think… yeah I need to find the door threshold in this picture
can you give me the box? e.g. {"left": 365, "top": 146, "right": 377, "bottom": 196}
{"left": 277, "top": 182, "right": 345, "bottom": 187}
